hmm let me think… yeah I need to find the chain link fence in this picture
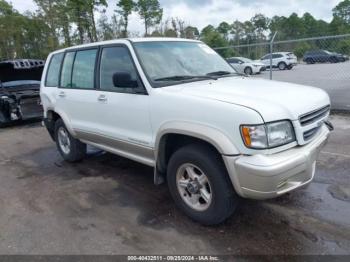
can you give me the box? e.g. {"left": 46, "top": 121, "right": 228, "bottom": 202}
{"left": 214, "top": 34, "right": 350, "bottom": 111}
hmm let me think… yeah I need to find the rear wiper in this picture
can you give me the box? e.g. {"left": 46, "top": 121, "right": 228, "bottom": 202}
{"left": 206, "top": 71, "right": 233, "bottom": 76}
{"left": 154, "top": 75, "right": 217, "bottom": 82}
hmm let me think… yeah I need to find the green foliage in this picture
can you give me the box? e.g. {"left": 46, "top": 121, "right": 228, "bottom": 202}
{"left": 200, "top": 25, "right": 234, "bottom": 57}
{"left": 0, "top": 1, "right": 52, "bottom": 59}
{"left": 293, "top": 42, "right": 313, "bottom": 58}
{"left": 136, "top": 0, "right": 163, "bottom": 35}
{"left": 336, "top": 39, "right": 350, "bottom": 54}
{"left": 184, "top": 26, "right": 199, "bottom": 39}
{"left": 217, "top": 22, "right": 231, "bottom": 39}
{"left": 333, "top": 0, "right": 350, "bottom": 24}
{"left": 116, "top": 0, "right": 135, "bottom": 37}
{"left": 0, "top": 0, "right": 349, "bottom": 61}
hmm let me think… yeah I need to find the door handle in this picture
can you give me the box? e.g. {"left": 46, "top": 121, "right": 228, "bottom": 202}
{"left": 98, "top": 94, "right": 107, "bottom": 102}
{"left": 58, "top": 91, "right": 66, "bottom": 98}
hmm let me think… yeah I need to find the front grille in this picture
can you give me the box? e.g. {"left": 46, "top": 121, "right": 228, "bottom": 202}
{"left": 303, "top": 126, "right": 321, "bottom": 141}
{"left": 299, "top": 105, "right": 330, "bottom": 126}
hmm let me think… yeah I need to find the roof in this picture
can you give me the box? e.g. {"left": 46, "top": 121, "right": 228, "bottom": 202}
{"left": 52, "top": 37, "right": 201, "bottom": 54}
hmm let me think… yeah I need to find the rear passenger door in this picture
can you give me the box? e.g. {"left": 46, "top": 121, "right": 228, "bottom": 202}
{"left": 93, "top": 45, "right": 153, "bottom": 162}
{"left": 272, "top": 54, "right": 283, "bottom": 66}
{"left": 56, "top": 48, "right": 100, "bottom": 133}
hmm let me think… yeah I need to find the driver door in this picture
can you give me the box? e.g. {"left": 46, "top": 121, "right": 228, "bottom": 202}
{"left": 92, "top": 45, "right": 154, "bottom": 165}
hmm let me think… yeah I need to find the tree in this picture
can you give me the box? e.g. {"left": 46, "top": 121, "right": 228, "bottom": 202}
{"left": 230, "top": 20, "right": 244, "bottom": 44}
{"left": 116, "top": 0, "right": 135, "bottom": 37}
{"left": 293, "top": 42, "right": 313, "bottom": 58}
{"left": 251, "top": 14, "right": 269, "bottom": 40}
{"left": 97, "top": 13, "right": 114, "bottom": 40}
{"left": 217, "top": 22, "right": 231, "bottom": 40}
{"left": 56, "top": 1, "right": 72, "bottom": 47}
{"left": 33, "top": 0, "right": 60, "bottom": 49}
{"left": 87, "top": 0, "right": 108, "bottom": 42}
{"left": 329, "top": 15, "right": 350, "bottom": 34}
{"left": 136, "top": 0, "right": 163, "bottom": 36}
{"left": 66, "top": 0, "right": 107, "bottom": 43}
{"left": 200, "top": 24, "right": 234, "bottom": 57}
{"left": 184, "top": 26, "right": 199, "bottom": 39}
{"left": 66, "top": 0, "right": 88, "bottom": 43}
{"left": 333, "top": 0, "right": 350, "bottom": 24}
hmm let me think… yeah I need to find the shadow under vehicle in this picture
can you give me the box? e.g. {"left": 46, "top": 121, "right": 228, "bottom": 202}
{"left": 0, "top": 59, "right": 44, "bottom": 127}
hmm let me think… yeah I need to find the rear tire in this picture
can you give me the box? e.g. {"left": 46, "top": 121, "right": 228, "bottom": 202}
{"left": 306, "top": 58, "right": 315, "bottom": 64}
{"left": 54, "top": 118, "right": 86, "bottom": 162}
{"left": 167, "top": 144, "right": 239, "bottom": 225}
{"left": 278, "top": 62, "right": 287, "bottom": 70}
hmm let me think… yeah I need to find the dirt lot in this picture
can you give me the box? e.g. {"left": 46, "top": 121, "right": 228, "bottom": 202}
{"left": 0, "top": 114, "right": 349, "bottom": 255}
{"left": 255, "top": 61, "right": 350, "bottom": 111}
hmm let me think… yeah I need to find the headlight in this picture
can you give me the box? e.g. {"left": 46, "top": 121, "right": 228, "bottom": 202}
{"left": 241, "top": 120, "right": 295, "bottom": 149}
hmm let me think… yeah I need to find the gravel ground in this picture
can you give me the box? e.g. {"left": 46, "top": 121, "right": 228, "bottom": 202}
{"left": 0, "top": 114, "right": 349, "bottom": 255}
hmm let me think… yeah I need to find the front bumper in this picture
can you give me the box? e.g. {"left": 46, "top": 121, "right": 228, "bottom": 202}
{"left": 223, "top": 125, "right": 330, "bottom": 200}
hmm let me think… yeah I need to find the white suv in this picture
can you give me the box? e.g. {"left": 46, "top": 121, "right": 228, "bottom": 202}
{"left": 41, "top": 38, "right": 332, "bottom": 225}
{"left": 260, "top": 52, "right": 298, "bottom": 70}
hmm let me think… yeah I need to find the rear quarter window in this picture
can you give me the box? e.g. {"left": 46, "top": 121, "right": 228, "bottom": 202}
{"left": 45, "top": 53, "right": 64, "bottom": 87}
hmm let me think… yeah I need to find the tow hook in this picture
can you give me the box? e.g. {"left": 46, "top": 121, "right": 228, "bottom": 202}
{"left": 325, "top": 120, "right": 334, "bottom": 131}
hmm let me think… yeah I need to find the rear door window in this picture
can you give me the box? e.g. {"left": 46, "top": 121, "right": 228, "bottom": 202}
{"left": 71, "top": 49, "right": 98, "bottom": 89}
{"left": 45, "top": 53, "right": 64, "bottom": 87}
{"left": 60, "top": 52, "right": 75, "bottom": 88}
{"left": 272, "top": 54, "right": 283, "bottom": 59}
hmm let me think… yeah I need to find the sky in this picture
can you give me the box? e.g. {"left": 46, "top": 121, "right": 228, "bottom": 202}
{"left": 9, "top": 0, "right": 343, "bottom": 34}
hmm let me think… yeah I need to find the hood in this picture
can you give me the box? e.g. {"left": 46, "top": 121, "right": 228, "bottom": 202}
{"left": 0, "top": 60, "right": 44, "bottom": 83}
{"left": 161, "top": 77, "right": 330, "bottom": 122}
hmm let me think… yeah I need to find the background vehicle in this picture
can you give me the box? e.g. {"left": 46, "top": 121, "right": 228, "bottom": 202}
{"left": 260, "top": 52, "right": 297, "bottom": 70}
{"left": 226, "top": 57, "right": 266, "bottom": 75}
{"left": 303, "top": 50, "right": 349, "bottom": 64}
{"left": 0, "top": 59, "right": 44, "bottom": 127}
{"left": 41, "top": 38, "right": 331, "bottom": 225}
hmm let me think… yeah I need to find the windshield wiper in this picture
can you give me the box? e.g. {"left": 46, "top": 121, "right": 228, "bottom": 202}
{"left": 154, "top": 75, "right": 217, "bottom": 82}
{"left": 206, "top": 71, "right": 233, "bottom": 76}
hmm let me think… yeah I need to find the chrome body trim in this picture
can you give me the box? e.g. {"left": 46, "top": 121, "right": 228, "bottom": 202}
{"left": 75, "top": 129, "right": 155, "bottom": 167}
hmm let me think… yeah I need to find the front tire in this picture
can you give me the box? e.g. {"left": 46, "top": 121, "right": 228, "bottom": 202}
{"left": 54, "top": 118, "right": 86, "bottom": 162}
{"left": 244, "top": 67, "right": 253, "bottom": 75}
{"left": 167, "top": 144, "right": 239, "bottom": 225}
{"left": 330, "top": 57, "right": 338, "bottom": 63}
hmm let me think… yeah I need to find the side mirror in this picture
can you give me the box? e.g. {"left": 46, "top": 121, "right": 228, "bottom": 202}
{"left": 113, "top": 72, "right": 138, "bottom": 88}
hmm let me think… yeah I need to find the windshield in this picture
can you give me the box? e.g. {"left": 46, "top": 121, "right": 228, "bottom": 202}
{"left": 133, "top": 41, "right": 237, "bottom": 87}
